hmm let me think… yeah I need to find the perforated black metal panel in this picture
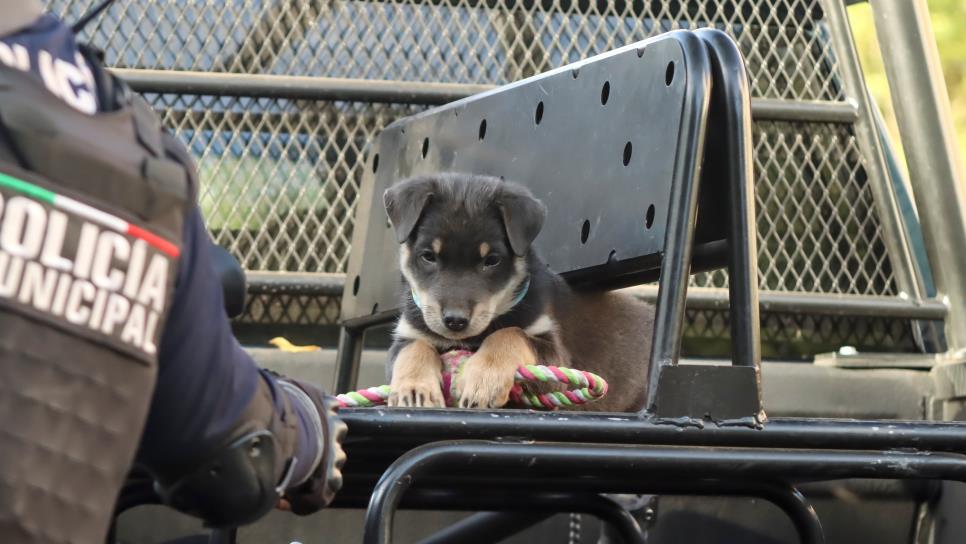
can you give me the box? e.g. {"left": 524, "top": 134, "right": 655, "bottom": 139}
{"left": 341, "top": 33, "right": 708, "bottom": 323}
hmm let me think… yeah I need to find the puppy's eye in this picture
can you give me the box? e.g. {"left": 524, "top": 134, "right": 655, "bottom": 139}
{"left": 420, "top": 251, "right": 437, "bottom": 264}
{"left": 482, "top": 254, "right": 502, "bottom": 268}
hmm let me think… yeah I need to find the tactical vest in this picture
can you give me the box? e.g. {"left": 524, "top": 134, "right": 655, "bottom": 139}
{"left": 0, "top": 58, "right": 191, "bottom": 543}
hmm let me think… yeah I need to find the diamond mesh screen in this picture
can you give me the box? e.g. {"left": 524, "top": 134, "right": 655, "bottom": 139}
{"left": 44, "top": 0, "right": 911, "bottom": 352}
{"left": 239, "top": 293, "right": 342, "bottom": 326}
{"left": 694, "top": 121, "right": 898, "bottom": 296}
{"left": 54, "top": 0, "right": 842, "bottom": 100}
{"left": 683, "top": 309, "right": 922, "bottom": 359}
{"left": 143, "top": 93, "right": 423, "bottom": 272}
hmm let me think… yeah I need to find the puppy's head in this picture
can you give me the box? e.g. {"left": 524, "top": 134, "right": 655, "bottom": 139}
{"left": 385, "top": 173, "right": 546, "bottom": 340}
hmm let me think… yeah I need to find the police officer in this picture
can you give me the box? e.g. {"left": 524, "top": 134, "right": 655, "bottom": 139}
{"left": 0, "top": 1, "right": 346, "bottom": 542}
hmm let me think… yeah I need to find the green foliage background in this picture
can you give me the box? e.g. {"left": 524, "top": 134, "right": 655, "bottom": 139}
{"left": 849, "top": 0, "right": 966, "bottom": 165}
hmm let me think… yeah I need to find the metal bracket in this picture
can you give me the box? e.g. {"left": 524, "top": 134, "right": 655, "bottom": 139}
{"left": 652, "top": 365, "right": 764, "bottom": 423}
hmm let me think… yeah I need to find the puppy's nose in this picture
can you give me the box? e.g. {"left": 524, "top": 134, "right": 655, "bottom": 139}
{"left": 443, "top": 313, "right": 469, "bottom": 332}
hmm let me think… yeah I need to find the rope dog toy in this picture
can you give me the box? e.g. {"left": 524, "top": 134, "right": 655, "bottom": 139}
{"left": 336, "top": 349, "right": 608, "bottom": 410}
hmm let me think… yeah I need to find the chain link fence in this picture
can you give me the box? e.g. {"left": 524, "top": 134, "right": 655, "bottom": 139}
{"left": 697, "top": 120, "right": 897, "bottom": 295}
{"left": 146, "top": 93, "right": 420, "bottom": 272}
{"left": 55, "top": 0, "right": 842, "bottom": 98}
{"left": 47, "top": 0, "right": 918, "bottom": 354}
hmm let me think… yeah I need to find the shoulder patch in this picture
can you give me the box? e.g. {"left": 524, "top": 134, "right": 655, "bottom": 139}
{"left": 0, "top": 170, "right": 179, "bottom": 361}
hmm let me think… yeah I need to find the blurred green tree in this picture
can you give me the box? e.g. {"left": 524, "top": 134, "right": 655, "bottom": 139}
{"left": 849, "top": 0, "right": 966, "bottom": 164}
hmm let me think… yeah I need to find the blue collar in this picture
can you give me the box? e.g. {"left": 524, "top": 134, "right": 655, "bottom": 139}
{"left": 510, "top": 275, "right": 531, "bottom": 307}
{"left": 411, "top": 275, "right": 531, "bottom": 311}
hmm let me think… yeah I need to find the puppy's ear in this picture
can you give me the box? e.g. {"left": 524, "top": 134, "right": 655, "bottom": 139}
{"left": 498, "top": 184, "right": 547, "bottom": 256}
{"left": 384, "top": 177, "right": 435, "bottom": 244}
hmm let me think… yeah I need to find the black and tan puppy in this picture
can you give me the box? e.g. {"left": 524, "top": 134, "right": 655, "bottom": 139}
{"left": 384, "top": 173, "right": 655, "bottom": 412}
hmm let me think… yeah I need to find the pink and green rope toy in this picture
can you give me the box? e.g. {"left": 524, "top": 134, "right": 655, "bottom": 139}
{"left": 336, "top": 349, "right": 609, "bottom": 410}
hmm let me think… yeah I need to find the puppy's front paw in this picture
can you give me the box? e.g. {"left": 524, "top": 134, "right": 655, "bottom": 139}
{"left": 454, "top": 352, "right": 516, "bottom": 409}
{"left": 388, "top": 340, "right": 445, "bottom": 408}
{"left": 388, "top": 377, "right": 446, "bottom": 408}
